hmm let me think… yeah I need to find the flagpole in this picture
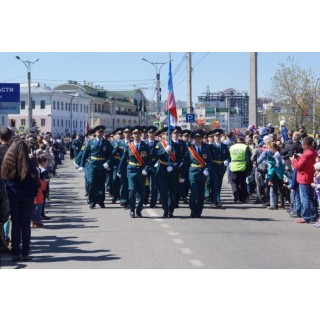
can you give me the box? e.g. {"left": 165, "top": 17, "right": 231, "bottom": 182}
{"left": 167, "top": 53, "right": 172, "bottom": 166}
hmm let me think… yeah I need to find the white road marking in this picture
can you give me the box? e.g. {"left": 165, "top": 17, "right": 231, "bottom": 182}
{"left": 180, "top": 248, "right": 193, "bottom": 255}
{"left": 172, "top": 238, "right": 184, "bottom": 244}
{"left": 190, "top": 260, "right": 204, "bottom": 267}
{"left": 166, "top": 231, "right": 180, "bottom": 236}
{"left": 160, "top": 224, "right": 170, "bottom": 228}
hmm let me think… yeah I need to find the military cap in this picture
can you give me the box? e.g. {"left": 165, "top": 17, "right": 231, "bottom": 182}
{"left": 141, "top": 125, "right": 147, "bottom": 132}
{"left": 131, "top": 125, "right": 142, "bottom": 133}
{"left": 146, "top": 125, "right": 158, "bottom": 133}
{"left": 155, "top": 128, "right": 163, "bottom": 137}
{"left": 213, "top": 128, "right": 224, "bottom": 135}
{"left": 172, "top": 126, "right": 182, "bottom": 133}
{"left": 191, "top": 129, "right": 205, "bottom": 139}
{"left": 94, "top": 125, "right": 106, "bottom": 132}
{"left": 123, "top": 126, "right": 132, "bottom": 133}
{"left": 113, "top": 127, "right": 123, "bottom": 135}
{"left": 181, "top": 129, "right": 191, "bottom": 136}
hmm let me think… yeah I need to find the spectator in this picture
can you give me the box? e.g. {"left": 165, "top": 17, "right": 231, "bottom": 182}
{"left": 291, "top": 136, "right": 318, "bottom": 223}
{"left": 1, "top": 139, "right": 38, "bottom": 261}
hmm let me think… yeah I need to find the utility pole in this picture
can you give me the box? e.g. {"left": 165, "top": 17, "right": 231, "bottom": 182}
{"left": 186, "top": 52, "right": 192, "bottom": 130}
{"left": 249, "top": 52, "right": 258, "bottom": 127}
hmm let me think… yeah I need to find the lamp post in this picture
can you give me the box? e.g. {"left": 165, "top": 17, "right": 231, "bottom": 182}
{"left": 313, "top": 77, "right": 320, "bottom": 136}
{"left": 141, "top": 57, "right": 168, "bottom": 116}
{"left": 15, "top": 56, "right": 39, "bottom": 131}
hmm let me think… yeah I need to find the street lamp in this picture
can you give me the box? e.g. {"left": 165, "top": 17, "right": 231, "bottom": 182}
{"left": 16, "top": 56, "right": 39, "bottom": 131}
{"left": 313, "top": 77, "right": 320, "bottom": 136}
{"left": 141, "top": 57, "right": 168, "bottom": 116}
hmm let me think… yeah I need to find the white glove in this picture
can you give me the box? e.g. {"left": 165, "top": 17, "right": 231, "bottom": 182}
{"left": 103, "top": 162, "right": 109, "bottom": 169}
{"left": 78, "top": 167, "right": 84, "bottom": 173}
{"left": 165, "top": 145, "right": 172, "bottom": 152}
{"left": 167, "top": 166, "right": 173, "bottom": 172}
{"left": 154, "top": 162, "right": 159, "bottom": 168}
{"left": 74, "top": 161, "right": 79, "bottom": 169}
{"left": 203, "top": 169, "right": 209, "bottom": 176}
{"left": 179, "top": 178, "right": 185, "bottom": 183}
{"left": 117, "top": 173, "right": 121, "bottom": 178}
{"left": 224, "top": 160, "right": 228, "bottom": 166}
{"left": 142, "top": 170, "right": 148, "bottom": 176}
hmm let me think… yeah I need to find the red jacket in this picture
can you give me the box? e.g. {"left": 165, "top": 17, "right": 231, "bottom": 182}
{"left": 34, "top": 179, "right": 48, "bottom": 205}
{"left": 291, "top": 148, "right": 318, "bottom": 184}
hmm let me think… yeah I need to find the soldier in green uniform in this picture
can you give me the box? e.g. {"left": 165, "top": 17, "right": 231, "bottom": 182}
{"left": 144, "top": 125, "right": 159, "bottom": 208}
{"left": 154, "top": 126, "right": 182, "bottom": 218}
{"left": 208, "top": 129, "right": 230, "bottom": 208}
{"left": 79, "top": 125, "right": 113, "bottom": 209}
{"left": 75, "top": 128, "right": 95, "bottom": 198}
{"left": 110, "top": 128, "right": 124, "bottom": 204}
{"left": 118, "top": 126, "right": 151, "bottom": 218}
{"left": 184, "top": 129, "right": 212, "bottom": 218}
{"left": 180, "top": 129, "right": 191, "bottom": 203}
{"left": 71, "top": 133, "right": 84, "bottom": 159}
{"left": 118, "top": 127, "right": 132, "bottom": 208}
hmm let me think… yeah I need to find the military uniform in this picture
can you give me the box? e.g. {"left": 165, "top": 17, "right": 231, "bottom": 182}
{"left": 208, "top": 129, "right": 230, "bottom": 207}
{"left": 71, "top": 136, "right": 84, "bottom": 159}
{"left": 155, "top": 127, "right": 182, "bottom": 218}
{"left": 118, "top": 126, "right": 151, "bottom": 218}
{"left": 184, "top": 130, "right": 212, "bottom": 217}
{"left": 110, "top": 128, "right": 125, "bottom": 204}
{"left": 144, "top": 126, "right": 159, "bottom": 208}
{"left": 79, "top": 126, "right": 113, "bottom": 208}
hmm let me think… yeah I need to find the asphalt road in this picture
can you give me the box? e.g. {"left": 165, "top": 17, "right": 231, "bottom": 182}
{"left": 1, "top": 156, "right": 320, "bottom": 269}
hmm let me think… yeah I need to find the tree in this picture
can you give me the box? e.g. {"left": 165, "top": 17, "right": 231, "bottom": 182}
{"left": 267, "top": 57, "right": 320, "bottom": 132}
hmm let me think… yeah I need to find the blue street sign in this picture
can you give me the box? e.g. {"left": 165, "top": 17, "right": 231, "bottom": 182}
{"left": 186, "top": 113, "right": 195, "bottom": 123}
{"left": 0, "top": 83, "right": 20, "bottom": 114}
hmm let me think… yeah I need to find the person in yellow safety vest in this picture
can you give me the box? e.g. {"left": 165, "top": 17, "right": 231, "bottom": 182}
{"left": 229, "top": 133, "right": 252, "bottom": 203}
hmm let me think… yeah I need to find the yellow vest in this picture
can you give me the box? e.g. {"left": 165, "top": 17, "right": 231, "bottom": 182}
{"left": 229, "top": 143, "right": 247, "bottom": 172}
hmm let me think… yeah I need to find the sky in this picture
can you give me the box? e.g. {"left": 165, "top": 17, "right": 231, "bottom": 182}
{"left": 1, "top": 52, "right": 320, "bottom": 105}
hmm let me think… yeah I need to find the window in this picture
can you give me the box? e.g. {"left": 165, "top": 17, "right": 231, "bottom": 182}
{"left": 61, "top": 119, "right": 64, "bottom": 127}
{"left": 57, "top": 101, "right": 60, "bottom": 110}
{"left": 32, "top": 100, "right": 35, "bottom": 109}
{"left": 57, "top": 119, "right": 59, "bottom": 127}
{"left": 61, "top": 102, "right": 64, "bottom": 111}
{"left": 53, "top": 101, "right": 56, "bottom": 109}
{"left": 21, "top": 101, "right": 26, "bottom": 110}
{"left": 41, "top": 119, "right": 45, "bottom": 126}
{"left": 40, "top": 100, "right": 45, "bottom": 109}
{"left": 80, "top": 104, "right": 82, "bottom": 112}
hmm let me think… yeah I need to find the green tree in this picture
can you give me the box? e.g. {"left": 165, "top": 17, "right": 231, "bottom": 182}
{"left": 267, "top": 57, "right": 320, "bottom": 133}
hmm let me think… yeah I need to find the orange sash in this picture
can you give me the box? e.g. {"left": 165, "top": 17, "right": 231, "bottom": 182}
{"left": 161, "top": 141, "right": 177, "bottom": 162}
{"left": 188, "top": 146, "right": 206, "bottom": 168}
{"left": 128, "top": 142, "right": 145, "bottom": 166}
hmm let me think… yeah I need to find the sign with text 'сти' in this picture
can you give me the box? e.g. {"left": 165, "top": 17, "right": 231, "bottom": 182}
{"left": 0, "top": 83, "right": 20, "bottom": 114}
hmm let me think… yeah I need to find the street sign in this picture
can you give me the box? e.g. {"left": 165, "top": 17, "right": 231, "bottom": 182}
{"left": 0, "top": 83, "right": 20, "bottom": 114}
{"left": 186, "top": 113, "right": 195, "bottom": 123}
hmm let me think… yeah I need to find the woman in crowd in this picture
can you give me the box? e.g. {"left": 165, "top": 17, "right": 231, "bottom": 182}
{"left": 1, "top": 139, "right": 38, "bottom": 261}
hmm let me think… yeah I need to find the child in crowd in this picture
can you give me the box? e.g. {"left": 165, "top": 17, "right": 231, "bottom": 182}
{"left": 38, "top": 154, "right": 51, "bottom": 220}
{"left": 32, "top": 156, "right": 49, "bottom": 227}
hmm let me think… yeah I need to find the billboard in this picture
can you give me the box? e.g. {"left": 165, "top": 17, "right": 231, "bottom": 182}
{"left": 0, "top": 83, "right": 20, "bottom": 114}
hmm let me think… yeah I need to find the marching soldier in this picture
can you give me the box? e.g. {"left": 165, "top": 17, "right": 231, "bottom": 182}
{"left": 179, "top": 129, "right": 191, "bottom": 203}
{"left": 79, "top": 125, "right": 113, "bottom": 209}
{"left": 110, "top": 128, "right": 124, "bottom": 204}
{"left": 118, "top": 126, "right": 151, "bottom": 218}
{"left": 184, "top": 129, "right": 212, "bottom": 218}
{"left": 71, "top": 133, "right": 84, "bottom": 159}
{"left": 208, "top": 129, "right": 230, "bottom": 208}
{"left": 229, "top": 133, "right": 252, "bottom": 203}
{"left": 154, "top": 127, "right": 182, "bottom": 218}
{"left": 144, "top": 125, "right": 159, "bottom": 208}
{"left": 118, "top": 127, "right": 132, "bottom": 208}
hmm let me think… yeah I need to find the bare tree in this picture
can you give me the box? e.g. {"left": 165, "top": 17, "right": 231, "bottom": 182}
{"left": 267, "top": 57, "right": 319, "bottom": 132}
